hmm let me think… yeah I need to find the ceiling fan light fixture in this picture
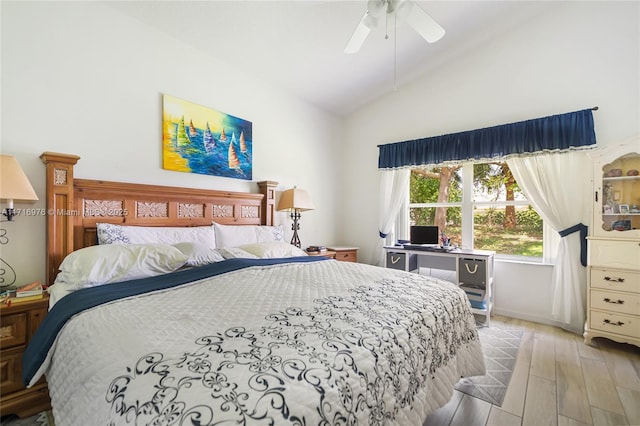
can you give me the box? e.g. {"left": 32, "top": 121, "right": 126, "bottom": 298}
{"left": 344, "top": 0, "right": 444, "bottom": 54}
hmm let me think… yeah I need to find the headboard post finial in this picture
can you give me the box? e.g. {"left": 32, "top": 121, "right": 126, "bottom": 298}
{"left": 257, "top": 181, "right": 278, "bottom": 226}
{"left": 40, "top": 152, "right": 80, "bottom": 285}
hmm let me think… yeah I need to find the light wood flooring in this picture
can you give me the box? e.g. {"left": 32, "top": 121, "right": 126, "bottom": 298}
{"left": 424, "top": 315, "right": 640, "bottom": 426}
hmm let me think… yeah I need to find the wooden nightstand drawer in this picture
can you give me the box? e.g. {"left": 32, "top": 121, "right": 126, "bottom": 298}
{"left": 1, "top": 346, "right": 25, "bottom": 394}
{"left": 328, "top": 247, "right": 358, "bottom": 263}
{"left": 0, "top": 313, "right": 27, "bottom": 348}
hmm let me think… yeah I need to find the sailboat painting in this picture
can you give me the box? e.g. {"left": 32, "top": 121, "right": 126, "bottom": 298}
{"left": 162, "top": 94, "right": 252, "bottom": 180}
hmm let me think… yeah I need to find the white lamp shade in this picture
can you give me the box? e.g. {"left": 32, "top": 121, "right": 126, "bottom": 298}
{"left": 277, "top": 187, "right": 315, "bottom": 212}
{"left": 0, "top": 155, "right": 39, "bottom": 204}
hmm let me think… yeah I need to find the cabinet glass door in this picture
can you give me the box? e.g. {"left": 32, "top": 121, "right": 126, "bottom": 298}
{"left": 600, "top": 152, "right": 640, "bottom": 232}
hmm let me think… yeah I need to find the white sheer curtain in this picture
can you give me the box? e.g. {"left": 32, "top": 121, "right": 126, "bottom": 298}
{"left": 373, "top": 168, "right": 410, "bottom": 266}
{"left": 507, "top": 151, "right": 591, "bottom": 334}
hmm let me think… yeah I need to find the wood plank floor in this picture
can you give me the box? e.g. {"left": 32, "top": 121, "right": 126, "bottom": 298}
{"left": 424, "top": 315, "right": 640, "bottom": 426}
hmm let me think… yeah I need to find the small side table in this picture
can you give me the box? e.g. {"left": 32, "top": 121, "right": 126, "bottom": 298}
{"left": 307, "top": 250, "right": 336, "bottom": 259}
{"left": 327, "top": 247, "right": 359, "bottom": 262}
{"left": 0, "top": 293, "right": 51, "bottom": 418}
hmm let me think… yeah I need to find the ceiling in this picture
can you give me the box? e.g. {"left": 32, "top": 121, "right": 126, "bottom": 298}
{"left": 105, "top": 1, "right": 557, "bottom": 116}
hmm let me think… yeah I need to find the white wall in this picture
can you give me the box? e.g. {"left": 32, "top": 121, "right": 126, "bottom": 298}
{"left": 0, "top": 1, "right": 342, "bottom": 286}
{"left": 342, "top": 1, "right": 640, "bottom": 326}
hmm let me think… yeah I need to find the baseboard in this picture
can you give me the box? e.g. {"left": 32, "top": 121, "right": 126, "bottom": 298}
{"left": 492, "top": 307, "right": 557, "bottom": 328}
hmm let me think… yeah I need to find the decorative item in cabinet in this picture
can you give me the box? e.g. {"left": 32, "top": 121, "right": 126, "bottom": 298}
{"left": 327, "top": 247, "right": 359, "bottom": 262}
{"left": 0, "top": 293, "right": 51, "bottom": 418}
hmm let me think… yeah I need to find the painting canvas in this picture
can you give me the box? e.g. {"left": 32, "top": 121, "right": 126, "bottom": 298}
{"left": 163, "top": 94, "right": 252, "bottom": 180}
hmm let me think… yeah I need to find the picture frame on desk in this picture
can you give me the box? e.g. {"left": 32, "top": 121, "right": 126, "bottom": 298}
{"left": 619, "top": 204, "right": 629, "bottom": 214}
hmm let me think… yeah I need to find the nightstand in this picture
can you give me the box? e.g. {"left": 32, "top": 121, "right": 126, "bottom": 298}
{"left": 307, "top": 250, "right": 336, "bottom": 259}
{"left": 327, "top": 247, "right": 359, "bottom": 262}
{"left": 0, "top": 293, "right": 51, "bottom": 418}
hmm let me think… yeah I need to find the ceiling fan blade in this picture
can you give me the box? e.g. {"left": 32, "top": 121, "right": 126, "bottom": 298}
{"left": 344, "top": 11, "right": 374, "bottom": 54}
{"left": 398, "top": 2, "right": 445, "bottom": 43}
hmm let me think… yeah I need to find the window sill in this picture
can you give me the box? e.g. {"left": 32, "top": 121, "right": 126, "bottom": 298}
{"left": 495, "top": 254, "right": 555, "bottom": 266}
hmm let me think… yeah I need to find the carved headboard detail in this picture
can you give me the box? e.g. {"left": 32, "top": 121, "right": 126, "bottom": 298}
{"left": 40, "top": 152, "right": 277, "bottom": 284}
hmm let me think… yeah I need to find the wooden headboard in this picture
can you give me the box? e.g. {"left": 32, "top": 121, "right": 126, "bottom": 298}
{"left": 40, "top": 152, "right": 278, "bottom": 285}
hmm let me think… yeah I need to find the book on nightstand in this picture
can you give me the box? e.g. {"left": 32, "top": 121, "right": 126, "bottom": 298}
{"left": 306, "top": 245, "right": 326, "bottom": 254}
{"left": 7, "top": 293, "right": 45, "bottom": 304}
{"left": 16, "top": 281, "right": 44, "bottom": 298}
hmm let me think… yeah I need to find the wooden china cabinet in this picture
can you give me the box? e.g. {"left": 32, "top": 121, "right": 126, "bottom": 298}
{"left": 584, "top": 136, "right": 640, "bottom": 347}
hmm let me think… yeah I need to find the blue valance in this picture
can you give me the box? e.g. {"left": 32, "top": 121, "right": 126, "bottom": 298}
{"left": 378, "top": 108, "right": 596, "bottom": 169}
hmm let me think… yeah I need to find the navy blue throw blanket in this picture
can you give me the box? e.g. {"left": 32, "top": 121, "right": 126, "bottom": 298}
{"left": 22, "top": 256, "right": 326, "bottom": 386}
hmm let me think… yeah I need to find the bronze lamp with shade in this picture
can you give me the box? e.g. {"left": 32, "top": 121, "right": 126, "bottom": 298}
{"left": 277, "top": 187, "right": 314, "bottom": 248}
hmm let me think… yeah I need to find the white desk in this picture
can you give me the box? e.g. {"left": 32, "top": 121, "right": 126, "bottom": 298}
{"left": 384, "top": 246, "right": 495, "bottom": 325}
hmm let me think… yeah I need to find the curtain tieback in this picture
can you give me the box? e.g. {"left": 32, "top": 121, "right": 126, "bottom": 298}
{"left": 379, "top": 231, "right": 388, "bottom": 238}
{"left": 558, "top": 223, "right": 588, "bottom": 267}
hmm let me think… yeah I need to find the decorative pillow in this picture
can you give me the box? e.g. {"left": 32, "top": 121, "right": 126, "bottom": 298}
{"left": 54, "top": 243, "right": 188, "bottom": 290}
{"left": 213, "top": 223, "right": 284, "bottom": 248}
{"left": 215, "top": 247, "right": 259, "bottom": 260}
{"left": 97, "top": 223, "right": 216, "bottom": 249}
{"left": 172, "top": 242, "right": 225, "bottom": 266}
{"left": 237, "top": 241, "right": 308, "bottom": 258}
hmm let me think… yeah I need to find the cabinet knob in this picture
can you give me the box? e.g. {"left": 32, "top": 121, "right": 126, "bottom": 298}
{"left": 604, "top": 276, "right": 625, "bottom": 283}
{"left": 603, "top": 297, "right": 624, "bottom": 304}
{"left": 603, "top": 318, "right": 625, "bottom": 326}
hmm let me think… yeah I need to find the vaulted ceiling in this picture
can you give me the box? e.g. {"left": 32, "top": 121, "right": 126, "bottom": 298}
{"left": 106, "top": 1, "right": 557, "bottom": 116}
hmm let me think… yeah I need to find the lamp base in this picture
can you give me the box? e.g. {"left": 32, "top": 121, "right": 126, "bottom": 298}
{"left": 2, "top": 208, "right": 15, "bottom": 221}
{"left": 289, "top": 211, "right": 302, "bottom": 248}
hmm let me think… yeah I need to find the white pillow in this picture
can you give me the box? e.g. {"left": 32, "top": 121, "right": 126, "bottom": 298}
{"left": 215, "top": 247, "right": 259, "bottom": 259}
{"left": 213, "top": 223, "right": 283, "bottom": 248}
{"left": 237, "top": 242, "right": 308, "bottom": 258}
{"left": 97, "top": 223, "right": 216, "bottom": 249}
{"left": 54, "top": 243, "right": 188, "bottom": 290}
{"left": 173, "top": 242, "right": 225, "bottom": 266}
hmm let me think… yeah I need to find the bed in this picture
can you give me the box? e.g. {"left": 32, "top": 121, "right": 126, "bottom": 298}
{"left": 23, "top": 153, "right": 485, "bottom": 425}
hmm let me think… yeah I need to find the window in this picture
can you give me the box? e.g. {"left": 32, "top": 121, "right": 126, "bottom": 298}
{"left": 407, "top": 162, "right": 546, "bottom": 259}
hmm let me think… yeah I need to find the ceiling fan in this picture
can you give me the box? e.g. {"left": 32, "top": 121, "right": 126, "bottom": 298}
{"left": 344, "top": 0, "right": 445, "bottom": 54}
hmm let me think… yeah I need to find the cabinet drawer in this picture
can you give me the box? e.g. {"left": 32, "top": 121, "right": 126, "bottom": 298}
{"left": 335, "top": 251, "right": 357, "bottom": 262}
{"left": 0, "top": 313, "right": 27, "bottom": 348}
{"left": 590, "top": 310, "right": 640, "bottom": 339}
{"left": 589, "top": 239, "right": 640, "bottom": 270}
{"left": 0, "top": 346, "right": 25, "bottom": 394}
{"left": 591, "top": 289, "right": 640, "bottom": 316}
{"left": 591, "top": 268, "right": 640, "bottom": 293}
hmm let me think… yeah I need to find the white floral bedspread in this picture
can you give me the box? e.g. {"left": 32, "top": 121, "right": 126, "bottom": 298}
{"left": 43, "top": 260, "right": 484, "bottom": 425}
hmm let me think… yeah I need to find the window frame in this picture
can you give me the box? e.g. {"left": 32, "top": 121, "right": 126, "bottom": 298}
{"left": 400, "top": 162, "right": 557, "bottom": 263}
